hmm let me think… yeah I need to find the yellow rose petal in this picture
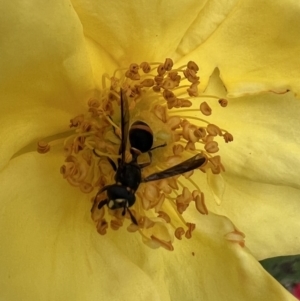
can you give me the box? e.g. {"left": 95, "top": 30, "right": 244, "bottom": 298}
{"left": 180, "top": 0, "right": 300, "bottom": 96}
{"left": 0, "top": 1, "right": 95, "bottom": 168}
{"left": 0, "top": 150, "right": 296, "bottom": 300}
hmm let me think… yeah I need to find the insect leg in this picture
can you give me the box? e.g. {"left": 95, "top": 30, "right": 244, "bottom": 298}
{"left": 138, "top": 151, "right": 152, "bottom": 169}
{"left": 93, "top": 184, "right": 112, "bottom": 207}
{"left": 149, "top": 142, "right": 166, "bottom": 151}
{"left": 138, "top": 143, "right": 166, "bottom": 169}
{"left": 127, "top": 207, "right": 138, "bottom": 225}
{"left": 121, "top": 202, "right": 138, "bottom": 225}
{"left": 92, "top": 149, "right": 117, "bottom": 171}
{"left": 107, "top": 157, "right": 117, "bottom": 171}
{"left": 98, "top": 199, "right": 108, "bottom": 209}
{"left": 122, "top": 203, "right": 126, "bottom": 216}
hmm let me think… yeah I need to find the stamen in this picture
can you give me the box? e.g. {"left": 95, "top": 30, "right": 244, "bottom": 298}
{"left": 175, "top": 227, "right": 185, "bottom": 240}
{"left": 224, "top": 227, "right": 246, "bottom": 248}
{"left": 194, "top": 193, "right": 208, "bottom": 215}
{"left": 223, "top": 132, "right": 234, "bottom": 143}
{"left": 219, "top": 98, "right": 228, "bottom": 107}
{"left": 140, "top": 62, "right": 151, "bottom": 73}
{"left": 171, "top": 114, "right": 209, "bottom": 125}
{"left": 185, "top": 223, "right": 196, "bottom": 239}
{"left": 200, "top": 102, "right": 212, "bottom": 116}
{"left": 111, "top": 218, "right": 123, "bottom": 230}
{"left": 207, "top": 124, "right": 222, "bottom": 136}
{"left": 96, "top": 219, "right": 108, "bottom": 235}
{"left": 150, "top": 235, "right": 174, "bottom": 251}
{"left": 37, "top": 141, "right": 50, "bottom": 154}
{"left": 80, "top": 182, "right": 93, "bottom": 193}
{"left": 187, "top": 61, "right": 199, "bottom": 72}
{"left": 164, "top": 58, "right": 174, "bottom": 71}
{"left": 205, "top": 141, "right": 219, "bottom": 153}
{"left": 38, "top": 58, "right": 234, "bottom": 251}
{"left": 157, "top": 211, "right": 171, "bottom": 223}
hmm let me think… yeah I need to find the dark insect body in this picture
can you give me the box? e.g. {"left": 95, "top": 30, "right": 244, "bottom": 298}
{"left": 93, "top": 89, "right": 206, "bottom": 225}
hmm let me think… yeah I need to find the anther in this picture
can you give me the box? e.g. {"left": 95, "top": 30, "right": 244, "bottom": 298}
{"left": 150, "top": 235, "right": 174, "bottom": 251}
{"left": 187, "top": 61, "right": 199, "bottom": 72}
{"left": 206, "top": 124, "right": 222, "bottom": 136}
{"left": 80, "top": 182, "right": 94, "bottom": 193}
{"left": 223, "top": 132, "right": 234, "bottom": 143}
{"left": 194, "top": 194, "right": 208, "bottom": 215}
{"left": 111, "top": 219, "right": 123, "bottom": 230}
{"left": 140, "top": 62, "right": 151, "bottom": 73}
{"left": 175, "top": 227, "right": 185, "bottom": 240}
{"left": 180, "top": 99, "right": 192, "bottom": 107}
{"left": 129, "top": 63, "right": 139, "bottom": 73}
{"left": 173, "top": 144, "right": 184, "bottom": 155}
{"left": 125, "top": 70, "right": 140, "bottom": 80}
{"left": 194, "top": 127, "right": 206, "bottom": 139}
{"left": 163, "top": 58, "right": 173, "bottom": 71}
{"left": 140, "top": 79, "right": 155, "bottom": 87}
{"left": 187, "top": 82, "right": 200, "bottom": 97}
{"left": 153, "top": 104, "right": 167, "bottom": 122}
{"left": 205, "top": 141, "right": 219, "bottom": 153}
{"left": 200, "top": 102, "right": 212, "bottom": 116}
{"left": 218, "top": 98, "right": 228, "bottom": 107}
{"left": 163, "top": 89, "right": 176, "bottom": 101}
{"left": 183, "top": 69, "right": 199, "bottom": 83}
{"left": 70, "top": 115, "right": 84, "bottom": 127}
{"left": 97, "top": 219, "right": 108, "bottom": 235}
{"left": 162, "top": 78, "right": 177, "bottom": 90}
{"left": 168, "top": 71, "right": 181, "bottom": 82}
{"left": 185, "top": 141, "right": 195, "bottom": 151}
{"left": 157, "top": 64, "right": 166, "bottom": 76}
{"left": 185, "top": 223, "right": 196, "bottom": 239}
{"left": 166, "top": 116, "right": 181, "bottom": 129}
{"left": 37, "top": 141, "right": 50, "bottom": 154}
{"left": 224, "top": 228, "right": 246, "bottom": 248}
{"left": 88, "top": 98, "right": 100, "bottom": 108}
{"left": 152, "top": 85, "right": 161, "bottom": 92}
{"left": 157, "top": 211, "right": 171, "bottom": 223}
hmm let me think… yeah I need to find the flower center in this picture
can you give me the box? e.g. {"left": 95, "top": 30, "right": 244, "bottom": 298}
{"left": 38, "top": 59, "right": 233, "bottom": 251}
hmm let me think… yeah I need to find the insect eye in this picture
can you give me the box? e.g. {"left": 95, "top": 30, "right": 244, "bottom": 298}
{"left": 108, "top": 200, "right": 115, "bottom": 208}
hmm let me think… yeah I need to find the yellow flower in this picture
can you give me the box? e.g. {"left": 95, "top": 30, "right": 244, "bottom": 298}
{"left": 1, "top": 1, "right": 300, "bottom": 300}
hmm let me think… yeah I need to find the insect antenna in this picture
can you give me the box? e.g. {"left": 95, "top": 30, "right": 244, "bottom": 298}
{"left": 122, "top": 204, "right": 138, "bottom": 225}
{"left": 149, "top": 142, "right": 167, "bottom": 151}
{"left": 127, "top": 208, "right": 138, "bottom": 225}
{"left": 98, "top": 199, "right": 108, "bottom": 209}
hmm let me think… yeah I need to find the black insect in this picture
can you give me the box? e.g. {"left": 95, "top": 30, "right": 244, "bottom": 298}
{"left": 93, "top": 89, "right": 206, "bottom": 225}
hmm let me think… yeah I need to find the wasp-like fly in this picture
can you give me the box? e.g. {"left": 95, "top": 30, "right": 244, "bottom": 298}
{"left": 93, "top": 89, "right": 206, "bottom": 224}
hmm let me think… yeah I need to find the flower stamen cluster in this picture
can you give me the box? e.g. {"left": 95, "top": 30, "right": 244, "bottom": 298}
{"left": 38, "top": 58, "right": 234, "bottom": 250}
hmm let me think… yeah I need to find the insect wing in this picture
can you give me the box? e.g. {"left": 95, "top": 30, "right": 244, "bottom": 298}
{"left": 119, "top": 89, "right": 130, "bottom": 165}
{"left": 143, "top": 154, "right": 206, "bottom": 182}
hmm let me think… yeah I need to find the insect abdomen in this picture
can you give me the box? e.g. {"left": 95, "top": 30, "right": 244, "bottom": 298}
{"left": 129, "top": 121, "right": 153, "bottom": 153}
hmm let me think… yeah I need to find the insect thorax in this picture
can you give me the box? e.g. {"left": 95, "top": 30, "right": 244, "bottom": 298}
{"left": 115, "top": 162, "right": 142, "bottom": 191}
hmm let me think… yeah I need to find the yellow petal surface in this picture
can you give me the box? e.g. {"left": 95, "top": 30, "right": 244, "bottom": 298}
{"left": 198, "top": 72, "right": 300, "bottom": 259}
{"left": 70, "top": 0, "right": 300, "bottom": 96}
{"left": 0, "top": 149, "right": 297, "bottom": 301}
{"left": 1, "top": 1, "right": 299, "bottom": 299}
{"left": 179, "top": 0, "right": 300, "bottom": 96}
{"left": 70, "top": 0, "right": 207, "bottom": 64}
{"left": 0, "top": 1, "right": 96, "bottom": 168}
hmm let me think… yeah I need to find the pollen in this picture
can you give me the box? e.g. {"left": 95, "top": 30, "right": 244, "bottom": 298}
{"left": 37, "top": 58, "right": 234, "bottom": 250}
